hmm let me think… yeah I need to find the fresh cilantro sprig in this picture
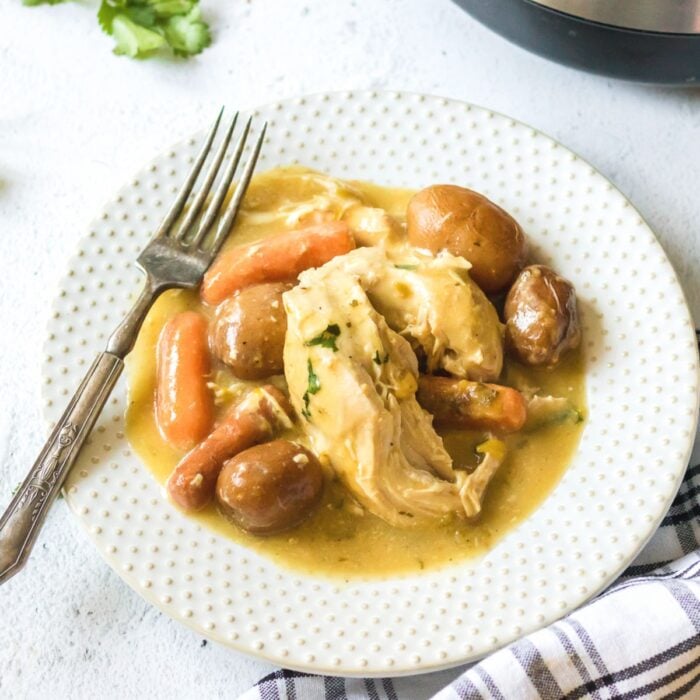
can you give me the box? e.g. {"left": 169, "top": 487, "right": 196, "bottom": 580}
{"left": 24, "top": 0, "right": 211, "bottom": 59}
{"left": 99, "top": 0, "right": 211, "bottom": 58}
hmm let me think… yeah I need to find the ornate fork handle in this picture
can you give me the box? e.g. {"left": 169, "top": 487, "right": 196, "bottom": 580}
{"left": 0, "top": 352, "right": 124, "bottom": 584}
{"left": 0, "top": 110, "right": 266, "bottom": 586}
{"left": 0, "top": 281, "right": 158, "bottom": 585}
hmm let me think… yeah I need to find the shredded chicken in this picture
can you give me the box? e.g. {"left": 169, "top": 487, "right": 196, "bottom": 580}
{"left": 460, "top": 439, "right": 507, "bottom": 518}
{"left": 305, "top": 246, "right": 504, "bottom": 381}
{"left": 343, "top": 205, "right": 403, "bottom": 248}
{"left": 525, "top": 395, "right": 582, "bottom": 430}
{"left": 283, "top": 255, "right": 505, "bottom": 526}
{"left": 239, "top": 168, "right": 364, "bottom": 226}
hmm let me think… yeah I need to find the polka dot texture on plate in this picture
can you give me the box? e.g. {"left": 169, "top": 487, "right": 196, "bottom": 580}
{"left": 43, "top": 92, "right": 700, "bottom": 677}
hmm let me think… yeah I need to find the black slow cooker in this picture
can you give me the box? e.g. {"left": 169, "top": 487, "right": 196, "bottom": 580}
{"left": 453, "top": 0, "right": 700, "bottom": 84}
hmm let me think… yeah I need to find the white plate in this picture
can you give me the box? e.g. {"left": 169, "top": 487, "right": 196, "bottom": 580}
{"left": 43, "top": 91, "right": 699, "bottom": 676}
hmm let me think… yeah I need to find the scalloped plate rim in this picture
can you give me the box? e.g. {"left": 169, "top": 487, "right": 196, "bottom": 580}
{"left": 41, "top": 90, "right": 700, "bottom": 677}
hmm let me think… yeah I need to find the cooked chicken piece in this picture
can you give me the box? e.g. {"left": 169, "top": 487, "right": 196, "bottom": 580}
{"left": 308, "top": 246, "right": 503, "bottom": 381}
{"left": 459, "top": 439, "right": 507, "bottom": 518}
{"left": 343, "top": 205, "right": 403, "bottom": 248}
{"left": 525, "top": 395, "right": 582, "bottom": 430}
{"left": 283, "top": 258, "right": 504, "bottom": 526}
{"left": 240, "top": 168, "right": 364, "bottom": 226}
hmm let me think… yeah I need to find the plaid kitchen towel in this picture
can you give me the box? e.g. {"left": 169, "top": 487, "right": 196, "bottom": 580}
{"left": 238, "top": 426, "right": 700, "bottom": 700}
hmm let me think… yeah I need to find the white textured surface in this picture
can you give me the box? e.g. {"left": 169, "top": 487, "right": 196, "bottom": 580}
{"left": 42, "top": 90, "right": 700, "bottom": 676}
{"left": 1, "top": 1, "right": 699, "bottom": 698}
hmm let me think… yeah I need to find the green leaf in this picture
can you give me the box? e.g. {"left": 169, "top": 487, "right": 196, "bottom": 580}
{"left": 163, "top": 6, "right": 211, "bottom": 56}
{"left": 301, "top": 360, "right": 321, "bottom": 420}
{"left": 97, "top": 0, "right": 210, "bottom": 59}
{"left": 111, "top": 14, "right": 166, "bottom": 57}
{"left": 26, "top": 0, "right": 210, "bottom": 58}
{"left": 124, "top": 4, "right": 157, "bottom": 28}
{"left": 150, "top": 0, "right": 195, "bottom": 17}
{"left": 97, "top": 0, "right": 117, "bottom": 32}
{"left": 305, "top": 323, "right": 341, "bottom": 352}
{"left": 23, "top": 0, "right": 69, "bottom": 5}
{"left": 307, "top": 359, "right": 321, "bottom": 395}
{"left": 394, "top": 264, "right": 418, "bottom": 271}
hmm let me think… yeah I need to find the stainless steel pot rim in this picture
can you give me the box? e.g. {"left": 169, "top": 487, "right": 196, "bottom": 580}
{"left": 528, "top": 0, "right": 700, "bottom": 34}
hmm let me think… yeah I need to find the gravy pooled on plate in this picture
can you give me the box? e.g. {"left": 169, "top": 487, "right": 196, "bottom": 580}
{"left": 126, "top": 166, "right": 586, "bottom": 578}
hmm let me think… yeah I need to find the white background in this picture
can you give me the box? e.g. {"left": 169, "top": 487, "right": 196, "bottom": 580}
{"left": 0, "top": 1, "right": 698, "bottom": 698}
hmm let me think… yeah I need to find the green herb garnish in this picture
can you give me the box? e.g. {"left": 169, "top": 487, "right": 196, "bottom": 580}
{"left": 305, "top": 324, "right": 341, "bottom": 352}
{"left": 373, "top": 350, "right": 389, "bottom": 365}
{"left": 26, "top": 0, "right": 211, "bottom": 59}
{"left": 394, "top": 264, "right": 418, "bottom": 271}
{"left": 301, "top": 360, "right": 321, "bottom": 419}
{"left": 99, "top": 0, "right": 210, "bottom": 58}
{"left": 307, "top": 360, "right": 321, "bottom": 394}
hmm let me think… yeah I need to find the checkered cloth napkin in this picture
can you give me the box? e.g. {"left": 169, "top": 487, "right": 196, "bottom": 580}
{"left": 239, "top": 364, "right": 700, "bottom": 699}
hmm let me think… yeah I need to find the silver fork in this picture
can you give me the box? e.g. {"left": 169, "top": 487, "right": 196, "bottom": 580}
{"left": 0, "top": 109, "right": 267, "bottom": 585}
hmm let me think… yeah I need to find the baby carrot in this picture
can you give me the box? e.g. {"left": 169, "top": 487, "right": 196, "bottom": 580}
{"left": 417, "top": 376, "right": 527, "bottom": 434}
{"left": 166, "top": 385, "right": 294, "bottom": 511}
{"left": 156, "top": 311, "right": 214, "bottom": 451}
{"left": 200, "top": 222, "right": 355, "bottom": 305}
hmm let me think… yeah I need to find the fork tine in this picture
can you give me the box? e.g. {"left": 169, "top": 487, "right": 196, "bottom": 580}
{"left": 209, "top": 122, "right": 267, "bottom": 256}
{"left": 190, "top": 117, "right": 252, "bottom": 249}
{"left": 153, "top": 107, "right": 224, "bottom": 239}
{"left": 172, "top": 112, "right": 239, "bottom": 242}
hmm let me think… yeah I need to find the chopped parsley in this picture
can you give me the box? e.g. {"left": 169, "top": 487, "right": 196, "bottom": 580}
{"left": 305, "top": 323, "right": 341, "bottom": 352}
{"left": 394, "top": 263, "right": 418, "bottom": 271}
{"left": 301, "top": 360, "right": 321, "bottom": 419}
{"left": 373, "top": 350, "right": 389, "bottom": 365}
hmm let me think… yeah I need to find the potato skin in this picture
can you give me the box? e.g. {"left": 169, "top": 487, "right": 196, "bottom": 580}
{"left": 167, "top": 385, "right": 294, "bottom": 513}
{"left": 504, "top": 265, "right": 581, "bottom": 366}
{"left": 216, "top": 440, "right": 324, "bottom": 534}
{"left": 407, "top": 184, "right": 526, "bottom": 293}
{"left": 210, "top": 282, "right": 292, "bottom": 379}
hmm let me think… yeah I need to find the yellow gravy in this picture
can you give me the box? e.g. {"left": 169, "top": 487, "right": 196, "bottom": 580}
{"left": 125, "top": 167, "right": 586, "bottom": 579}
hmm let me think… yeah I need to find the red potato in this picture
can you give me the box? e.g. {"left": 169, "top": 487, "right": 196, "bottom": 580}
{"left": 166, "top": 385, "right": 294, "bottom": 512}
{"left": 156, "top": 311, "right": 213, "bottom": 451}
{"left": 417, "top": 376, "right": 527, "bottom": 434}
{"left": 209, "top": 282, "right": 292, "bottom": 380}
{"left": 407, "top": 185, "right": 526, "bottom": 294}
{"left": 200, "top": 222, "right": 355, "bottom": 305}
{"left": 216, "top": 440, "right": 324, "bottom": 534}
{"left": 504, "top": 265, "right": 581, "bottom": 367}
